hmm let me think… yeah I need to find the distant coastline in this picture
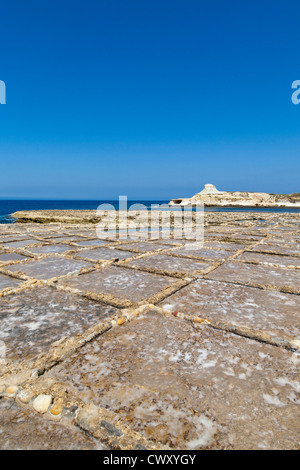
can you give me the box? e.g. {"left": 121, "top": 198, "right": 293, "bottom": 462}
{"left": 169, "top": 184, "right": 300, "bottom": 209}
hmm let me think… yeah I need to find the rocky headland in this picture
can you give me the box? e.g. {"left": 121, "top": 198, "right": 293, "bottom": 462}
{"left": 169, "top": 184, "right": 300, "bottom": 208}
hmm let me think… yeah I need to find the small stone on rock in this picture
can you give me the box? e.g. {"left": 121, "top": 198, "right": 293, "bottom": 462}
{"left": 32, "top": 394, "right": 52, "bottom": 414}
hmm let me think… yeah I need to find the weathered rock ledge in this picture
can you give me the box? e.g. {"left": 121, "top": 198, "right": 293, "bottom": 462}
{"left": 10, "top": 209, "right": 300, "bottom": 227}
{"left": 11, "top": 210, "right": 102, "bottom": 224}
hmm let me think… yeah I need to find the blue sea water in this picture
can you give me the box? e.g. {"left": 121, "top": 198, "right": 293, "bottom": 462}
{"left": 0, "top": 199, "right": 299, "bottom": 224}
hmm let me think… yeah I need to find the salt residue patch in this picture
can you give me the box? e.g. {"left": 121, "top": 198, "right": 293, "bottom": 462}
{"left": 186, "top": 414, "right": 218, "bottom": 449}
{"left": 263, "top": 394, "right": 285, "bottom": 407}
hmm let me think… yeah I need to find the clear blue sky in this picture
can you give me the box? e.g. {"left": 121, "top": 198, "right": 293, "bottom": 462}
{"left": 0, "top": 0, "right": 299, "bottom": 199}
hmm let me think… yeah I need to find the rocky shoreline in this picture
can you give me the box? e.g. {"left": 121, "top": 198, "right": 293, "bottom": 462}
{"left": 10, "top": 209, "right": 300, "bottom": 227}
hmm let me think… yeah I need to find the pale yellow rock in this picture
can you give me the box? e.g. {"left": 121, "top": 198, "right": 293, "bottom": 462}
{"left": 289, "top": 339, "right": 300, "bottom": 350}
{"left": 50, "top": 400, "right": 64, "bottom": 416}
{"left": 6, "top": 385, "right": 18, "bottom": 396}
{"left": 117, "top": 317, "right": 126, "bottom": 326}
{"left": 32, "top": 394, "right": 52, "bottom": 414}
{"left": 193, "top": 316, "right": 210, "bottom": 324}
